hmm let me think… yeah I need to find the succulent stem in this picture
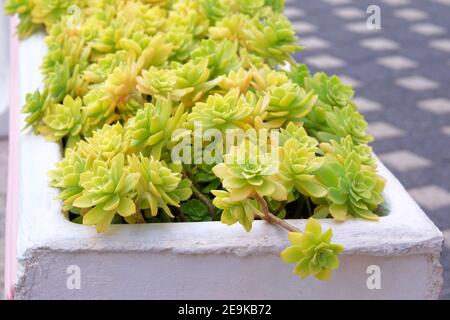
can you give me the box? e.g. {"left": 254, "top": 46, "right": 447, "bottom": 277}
{"left": 252, "top": 193, "right": 300, "bottom": 233}
{"left": 183, "top": 168, "right": 216, "bottom": 218}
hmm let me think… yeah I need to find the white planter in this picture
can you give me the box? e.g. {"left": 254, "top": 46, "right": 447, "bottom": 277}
{"left": 5, "top": 34, "right": 444, "bottom": 300}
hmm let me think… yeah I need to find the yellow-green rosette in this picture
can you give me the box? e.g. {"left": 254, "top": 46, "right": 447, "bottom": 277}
{"left": 281, "top": 218, "right": 344, "bottom": 281}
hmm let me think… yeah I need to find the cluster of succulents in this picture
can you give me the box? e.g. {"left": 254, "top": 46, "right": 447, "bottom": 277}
{"left": 8, "top": 0, "right": 387, "bottom": 280}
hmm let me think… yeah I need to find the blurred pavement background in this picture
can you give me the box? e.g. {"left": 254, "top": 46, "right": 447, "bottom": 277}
{"left": 0, "top": 0, "right": 450, "bottom": 299}
{"left": 286, "top": 0, "right": 450, "bottom": 298}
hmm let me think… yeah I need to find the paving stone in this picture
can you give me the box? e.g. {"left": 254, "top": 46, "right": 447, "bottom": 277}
{"left": 441, "top": 126, "right": 450, "bottom": 136}
{"left": 411, "top": 23, "right": 446, "bottom": 36}
{"left": 284, "top": 6, "right": 305, "bottom": 18}
{"left": 305, "top": 54, "right": 346, "bottom": 69}
{"left": 430, "top": 39, "right": 450, "bottom": 53}
{"left": 431, "top": 0, "right": 450, "bottom": 6}
{"left": 321, "top": 0, "right": 353, "bottom": 5}
{"left": 346, "top": 22, "right": 380, "bottom": 34}
{"left": 299, "top": 36, "right": 330, "bottom": 50}
{"left": 418, "top": 98, "right": 450, "bottom": 114}
{"left": 353, "top": 97, "right": 383, "bottom": 113}
{"left": 408, "top": 185, "right": 450, "bottom": 211}
{"left": 378, "top": 150, "right": 432, "bottom": 171}
{"left": 333, "top": 7, "right": 366, "bottom": 20}
{"left": 394, "top": 8, "right": 428, "bottom": 21}
{"left": 395, "top": 75, "right": 439, "bottom": 91}
{"left": 339, "top": 75, "right": 363, "bottom": 88}
{"left": 292, "top": 21, "right": 318, "bottom": 34}
{"left": 360, "top": 37, "right": 400, "bottom": 51}
{"left": 377, "top": 55, "right": 418, "bottom": 70}
{"left": 381, "top": 0, "right": 410, "bottom": 6}
{"left": 367, "top": 121, "right": 405, "bottom": 139}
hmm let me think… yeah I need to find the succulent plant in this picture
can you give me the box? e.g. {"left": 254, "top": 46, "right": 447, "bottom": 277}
{"left": 212, "top": 189, "right": 257, "bottom": 231}
{"left": 219, "top": 68, "right": 253, "bottom": 93}
{"left": 251, "top": 64, "right": 291, "bottom": 92}
{"left": 38, "top": 95, "right": 85, "bottom": 142}
{"left": 200, "top": 0, "right": 230, "bottom": 22}
{"left": 73, "top": 154, "right": 140, "bottom": 232}
{"left": 208, "top": 13, "right": 248, "bottom": 43}
{"left": 9, "top": 0, "right": 379, "bottom": 282}
{"left": 22, "top": 89, "right": 51, "bottom": 128}
{"left": 174, "top": 58, "right": 220, "bottom": 106}
{"left": 280, "top": 138, "right": 327, "bottom": 198}
{"left": 191, "top": 39, "right": 241, "bottom": 78}
{"left": 48, "top": 148, "right": 93, "bottom": 212}
{"left": 237, "top": 0, "right": 265, "bottom": 16}
{"left": 281, "top": 218, "right": 345, "bottom": 281}
{"left": 125, "top": 98, "right": 186, "bottom": 159}
{"left": 188, "top": 88, "right": 253, "bottom": 131}
{"left": 78, "top": 123, "right": 129, "bottom": 161}
{"left": 137, "top": 67, "right": 178, "bottom": 98}
{"left": 127, "top": 154, "right": 192, "bottom": 217}
{"left": 264, "top": 82, "right": 317, "bottom": 128}
{"left": 305, "top": 72, "right": 354, "bottom": 109}
{"left": 244, "top": 13, "right": 301, "bottom": 66}
{"left": 304, "top": 104, "right": 373, "bottom": 145}
{"left": 287, "top": 63, "right": 311, "bottom": 87}
{"left": 320, "top": 135, "right": 376, "bottom": 168}
{"left": 212, "top": 139, "right": 287, "bottom": 201}
{"left": 314, "top": 152, "right": 385, "bottom": 221}
{"left": 279, "top": 122, "right": 318, "bottom": 149}
{"left": 180, "top": 198, "right": 212, "bottom": 221}
{"left": 4, "top": 0, "right": 37, "bottom": 38}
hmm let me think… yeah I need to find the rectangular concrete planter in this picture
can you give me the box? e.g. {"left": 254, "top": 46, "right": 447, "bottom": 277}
{"left": 5, "top": 31, "right": 444, "bottom": 300}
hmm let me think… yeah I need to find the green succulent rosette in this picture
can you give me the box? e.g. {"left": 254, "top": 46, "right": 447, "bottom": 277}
{"left": 314, "top": 152, "right": 385, "bottom": 221}
{"left": 188, "top": 88, "right": 253, "bottom": 131}
{"left": 73, "top": 154, "right": 140, "bottom": 232}
{"left": 212, "top": 190, "right": 258, "bottom": 232}
{"left": 22, "top": 89, "right": 51, "bottom": 128}
{"left": 251, "top": 65, "right": 290, "bottom": 91}
{"left": 279, "top": 122, "right": 319, "bottom": 149}
{"left": 279, "top": 138, "right": 327, "bottom": 199}
{"left": 191, "top": 39, "right": 241, "bottom": 78}
{"left": 200, "top": 0, "right": 230, "bottom": 22}
{"left": 320, "top": 135, "right": 376, "bottom": 168}
{"left": 48, "top": 148, "right": 93, "bottom": 212}
{"left": 208, "top": 13, "right": 248, "bottom": 43}
{"left": 212, "top": 139, "right": 287, "bottom": 201}
{"left": 218, "top": 68, "right": 253, "bottom": 93}
{"left": 244, "top": 13, "right": 301, "bottom": 66}
{"left": 264, "top": 82, "right": 317, "bottom": 128}
{"left": 78, "top": 123, "right": 129, "bottom": 161}
{"left": 287, "top": 63, "right": 311, "bottom": 87}
{"left": 304, "top": 103, "right": 373, "bottom": 145}
{"left": 38, "top": 95, "right": 85, "bottom": 143}
{"left": 128, "top": 154, "right": 192, "bottom": 217}
{"left": 173, "top": 58, "right": 220, "bottom": 106}
{"left": 281, "top": 218, "right": 344, "bottom": 281}
{"left": 125, "top": 98, "right": 187, "bottom": 159}
{"left": 305, "top": 72, "right": 354, "bottom": 109}
{"left": 137, "top": 66, "right": 178, "bottom": 99}
{"left": 237, "top": 0, "right": 265, "bottom": 16}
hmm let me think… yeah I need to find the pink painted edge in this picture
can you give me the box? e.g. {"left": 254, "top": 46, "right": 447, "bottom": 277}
{"left": 4, "top": 16, "right": 20, "bottom": 300}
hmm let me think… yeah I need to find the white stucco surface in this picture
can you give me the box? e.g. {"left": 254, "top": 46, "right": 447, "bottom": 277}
{"left": 11, "top": 34, "right": 444, "bottom": 300}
